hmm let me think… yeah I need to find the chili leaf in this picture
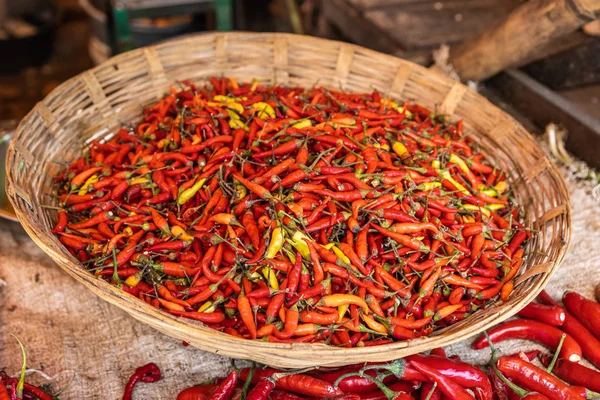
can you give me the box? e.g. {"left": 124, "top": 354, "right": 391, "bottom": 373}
{"left": 11, "top": 334, "right": 26, "bottom": 398}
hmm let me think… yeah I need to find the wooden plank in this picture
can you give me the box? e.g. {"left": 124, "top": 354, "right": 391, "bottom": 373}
{"left": 321, "top": 0, "right": 401, "bottom": 53}
{"left": 489, "top": 69, "right": 600, "bottom": 169}
{"left": 450, "top": 0, "right": 599, "bottom": 82}
{"left": 365, "top": 0, "right": 520, "bottom": 50}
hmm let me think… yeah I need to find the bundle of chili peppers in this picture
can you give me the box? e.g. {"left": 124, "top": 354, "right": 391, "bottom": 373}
{"left": 52, "top": 77, "right": 528, "bottom": 345}
{"left": 166, "top": 290, "right": 600, "bottom": 400}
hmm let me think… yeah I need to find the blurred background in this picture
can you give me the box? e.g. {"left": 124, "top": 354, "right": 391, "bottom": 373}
{"left": 0, "top": 0, "right": 598, "bottom": 162}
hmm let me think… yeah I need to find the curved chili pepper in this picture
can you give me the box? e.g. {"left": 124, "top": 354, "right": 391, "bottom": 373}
{"left": 472, "top": 319, "right": 582, "bottom": 362}
{"left": 122, "top": 363, "right": 161, "bottom": 400}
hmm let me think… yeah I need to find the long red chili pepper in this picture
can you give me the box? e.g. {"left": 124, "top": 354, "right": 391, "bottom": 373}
{"left": 496, "top": 356, "right": 580, "bottom": 400}
{"left": 537, "top": 291, "right": 600, "bottom": 368}
{"left": 540, "top": 355, "right": 600, "bottom": 393}
{"left": 562, "top": 291, "right": 600, "bottom": 340}
{"left": 472, "top": 319, "right": 582, "bottom": 362}
{"left": 516, "top": 303, "right": 566, "bottom": 327}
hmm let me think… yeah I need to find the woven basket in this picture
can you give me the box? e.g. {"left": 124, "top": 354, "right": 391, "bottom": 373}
{"left": 5, "top": 32, "right": 571, "bottom": 368}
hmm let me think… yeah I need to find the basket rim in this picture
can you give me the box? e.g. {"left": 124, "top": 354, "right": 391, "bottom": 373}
{"left": 6, "top": 31, "right": 572, "bottom": 365}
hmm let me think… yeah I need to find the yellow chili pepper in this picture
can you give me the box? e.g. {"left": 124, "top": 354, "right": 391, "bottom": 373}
{"left": 170, "top": 225, "right": 194, "bottom": 241}
{"left": 289, "top": 231, "right": 311, "bottom": 258}
{"left": 292, "top": 120, "right": 312, "bottom": 129}
{"left": 285, "top": 249, "right": 297, "bottom": 264}
{"left": 261, "top": 266, "right": 279, "bottom": 290}
{"left": 373, "top": 142, "right": 390, "bottom": 151}
{"left": 331, "top": 245, "right": 351, "bottom": 266}
{"left": 78, "top": 174, "right": 98, "bottom": 195}
{"left": 123, "top": 227, "right": 134, "bottom": 236}
{"left": 213, "top": 95, "right": 247, "bottom": 103}
{"left": 124, "top": 272, "right": 142, "bottom": 287}
{"left": 417, "top": 182, "right": 442, "bottom": 191}
{"left": 229, "top": 118, "right": 248, "bottom": 131}
{"left": 191, "top": 134, "right": 202, "bottom": 145}
{"left": 495, "top": 181, "right": 508, "bottom": 194}
{"left": 130, "top": 176, "right": 150, "bottom": 186}
{"left": 462, "top": 215, "right": 476, "bottom": 223}
{"left": 338, "top": 304, "right": 349, "bottom": 322}
{"left": 485, "top": 203, "right": 506, "bottom": 211}
{"left": 462, "top": 204, "right": 491, "bottom": 217}
{"left": 449, "top": 153, "right": 472, "bottom": 175}
{"left": 361, "top": 314, "right": 388, "bottom": 334}
{"left": 234, "top": 183, "right": 247, "bottom": 200}
{"left": 392, "top": 141, "right": 408, "bottom": 157}
{"left": 320, "top": 294, "right": 370, "bottom": 313}
{"left": 250, "top": 102, "right": 275, "bottom": 119}
{"left": 265, "top": 227, "right": 285, "bottom": 259}
{"left": 320, "top": 243, "right": 335, "bottom": 250}
{"left": 177, "top": 177, "right": 206, "bottom": 205}
{"left": 250, "top": 79, "right": 259, "bottom": 92}
{"left": 432, "top": 160, "right": 470, "bottom": 196}
{"left": 198, "top": 301, "right": 213, "bottom": 313}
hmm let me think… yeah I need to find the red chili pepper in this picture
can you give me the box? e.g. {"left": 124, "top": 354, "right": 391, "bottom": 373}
{"left": 540, "top": 354, "right": 600, "bottom": 393}
{"left": 496, "top": 356, "right": 580, "bottom": 400}
{"left": 410, "top": 360, "right": 474, "bottom": 400}
{"left": 537, "top": 292, "right": 600, "bottom": 369}
{"left": 472, "top": 319, "right": 582, "bottom": 362}
{"left": 122, "top": 363, "right": 161, "bottom": 400}
{"left": 517, "top": 303, "right": 565, "bottom": 327}
{"left": 406, "top": 354, "right": 493, "bottom": 400}
{"left": 562, "top": 291, "right": 600, "bottom": 340}
{"left": 208, "top": 371, "right": 238, "bottom": 400}
{"left": 177, "top": 384, "right": 216, "bottom": 400}
{"left": 270, "top": 391, "right": 306, "bottom": 400}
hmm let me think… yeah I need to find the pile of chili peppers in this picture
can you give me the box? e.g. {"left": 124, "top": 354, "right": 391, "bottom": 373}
{"left": 0, "top": 373, "right": 53, "bottom": 400}
{"left": 52, "top": 77, "right": 529, "bottom": 345}
{"left": 135, "top": 290, "right": 600, "bottom": 400}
